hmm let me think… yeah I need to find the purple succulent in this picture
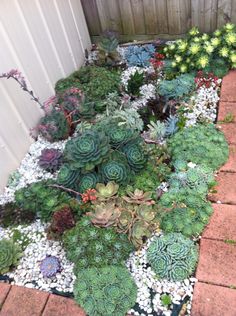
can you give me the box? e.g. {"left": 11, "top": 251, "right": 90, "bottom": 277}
{"left": 40, "top": 256, "right": 61, "bottom": 278}
{"left": 38, "top": 148, "right": 63, "bottom": 172}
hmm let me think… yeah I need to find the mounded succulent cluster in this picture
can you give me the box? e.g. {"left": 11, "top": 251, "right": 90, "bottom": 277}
{"left": 168, "top": 163, "right": 215, "bottom": 195}
{"left": 63, "top": 216, "right": 134, "bottom": 271}
{"left": 168, "top": 124, "right": 229, "bottom": 170}
{"left": 158, "top": 73, "right": 195, "bottom": 100}
{"left": 74, "top": 266, "right": 137, "bottom": 316}
{"left": 124, "top": 44, "right": 156, "bottom": 67}
{"left": 147, "top": 233, "right": 198, "bottom": 281}
{"left": 38, "top": 109, "right": 70, "bottom": 142}
{"left": 14, "top": 180, "right": 72, "bottom": 222}
{"left": 0, "top": 239, "right": 22, "bottom": 274}
{"left": 38, "top": 148, "right": 63, "bottom": 173}
{"left": 163, "top": 23, "right": 236, "bottom": 75}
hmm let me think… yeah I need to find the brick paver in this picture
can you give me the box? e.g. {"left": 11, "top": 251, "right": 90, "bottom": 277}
{"left": 196, "top": 239, "right": 236, "bottom": 287}
{"left": 42, "top": 295, "right": 86, "bottom": 316}
{"left": 220, "top": 145, "right": 236, "bottom": 172}
{"left": 0, "top": 284, "right": 11, "bottom": 307}
{"left": 202, "top": 204, "right": 236, "bottom": 240}
{"left": 209, "top": 172, "right": 236, "bottom": 204}
{"left": 218, "top": 101, "right": 236, "bottom": 122}
{"left": 0, "top": 285, "right": 49, "bottom": 316}
{"left": 217, "top": 123, "right": 236, "bottom": 145}
{"left": 191, "top": 282, "right": 236, "bottom": 316}
{"left": 220, "top": 70, "right": 236, "bottom": 102}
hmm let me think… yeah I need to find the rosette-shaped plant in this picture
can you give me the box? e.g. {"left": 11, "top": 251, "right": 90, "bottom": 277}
{"left": 100, "top": 152, "right": 132, "bottom": 185}
{"left": 168, "top": 124, "right": 229, "bottom": 171}
{"left": 123, "top": 189, "right": 155, "bottom": 205}
{"left": 38, "top": 148, "right": 63, "bottom": 173}
{"left": 38, "top": 109, "right": 70, "bottom": 142}
{"left": 147, "top": 233, "right": 198, "bottom": 281}
{"left": 14, "top": 180, "right": 71, "bottom": 222}
{"left": 64, "top": 130, "right": 110, "bottom": 170}
{"left": 0, "top": 239, "right": 22, "bottom": 274}
{"left": 63, "top": 216, "right": 134, "bottom": 270}
{"left": 87, "top": 201, "right": 121, "bottom": 227}
{"left": 105, "top": 125, "right": 135, "bottom": 148}
{"left": 95, "top": 182, "right": 119, "bottom": 201}
{"left": 77, "top": 172, "right": 99, "bottom": 193}
{"left": 74, "top": 266, "right": 137, "bottom": 316}
{"left": 57, "top": 164, "right": 80, "bottom": 189}
{"left": 40, "top": 256, "right": 61, "bottom": 278}
{"left": 121, "top": 141, "right": 147, "bottom": 172}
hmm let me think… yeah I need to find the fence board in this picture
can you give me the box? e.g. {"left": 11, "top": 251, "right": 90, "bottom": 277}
{"left": 82, "top": 0, "right": 235, "bottom": 41}
{"left": 0, "top": 0, "right": 90, "bottom": 191}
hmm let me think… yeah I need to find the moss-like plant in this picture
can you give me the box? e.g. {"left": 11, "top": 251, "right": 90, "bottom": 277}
{"left": 74, "top": 266, "right": 137, "bottom": 316}
{"left": 168, "top": 124, "right": 229, "bottom": 170}
{"left": 63, "top": 216, "right": 134, "bottom": 270}
{"left": 0, "top": 239, "right": 22, "bottom": 274}
{"left": 14, "top": 180, "right": 71, "bottom": 222}
{"left": 64, "top": 130, "right": 110, "bottom": 171}
{"left": 147, "top": 233, "right": 198, "bottom": 281}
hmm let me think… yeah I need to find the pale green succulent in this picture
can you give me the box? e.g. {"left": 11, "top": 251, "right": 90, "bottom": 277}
{"left": 225, "top": 32, "right": 236, "bottom": 45}
{"left": 211, "top": 37, "right": 221, "bottom": 46}
{"left": 197, "top": 55, "right": 209, "bottom": 68}
{"left": 0, "top": 239, "right": 22, "bottom": 274}
{"left": 95, "top": 182, "right": 119, "bottom": 201}
{"left": 219, "top": 47, "right": 229, "bottom": 57}
{"left": 189, "top": 43, "right": 201, "bottom": 54}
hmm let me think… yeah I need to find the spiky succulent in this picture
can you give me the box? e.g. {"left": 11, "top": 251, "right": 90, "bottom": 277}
{"left": 159, "top": 192, "right": 213, "bottom": 236}
{"left": 74, "top": 266, "right": 137, "bottom": 316}
{"left": 147, "top": 120, "right": 166, "bottom": 141}
{"left": 147, "top": 233, "right": 198, "bottom": 281}
{"left": 63, "top": 216, "right": 134, "bottom": 270}
{"left": 105, "top": 125, "right": 136, "bottom": 148}
{"left": 77, "top": 172, "right": 100, "bottom": 193}
{"left": 57, "top": 164, "right": 80, "bottom": 189}
{"left": 168, "top": 124, "right": 229, "bottom": 171}
{"left": 38, "top": 109, "right": 70, "bottom": 142}
{"left": 165, "top": 115, "right": 179, "bottom": 136}
{"left": 14, "top": 180, "right": 71, "bottom": 222}
{"left": 0, "top": 239, "right": 22, "bottom": 274}
{"left": 64, "top": 130, "right": 110, "bottom": 170}
{"left": 121, "top": 141, "right": 147, "bottom": 172}
{"left": 40, "top": 256, "right": 61, "bottom": 278}
{"left": 38, "top": 148, "right": 63, "bottom": 173}
{"left": 100, "top": 152, "right": 132, "bottom": 185}
{"left": 87, "top": 201, "right": 121, "bottom": 227}
{"left": 95, "top": 182, "right": 119, "bottom": 201}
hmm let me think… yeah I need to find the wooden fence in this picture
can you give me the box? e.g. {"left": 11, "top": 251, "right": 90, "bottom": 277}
{"left": 81, "top": 0, "right": 236, "bottom": 42}
{"left": 0, "top": 0, "right": 91, "bottom": 191}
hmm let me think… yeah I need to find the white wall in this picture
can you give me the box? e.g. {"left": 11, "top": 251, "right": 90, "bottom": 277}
{"left": 0, "top": 0, "right": 91, "bottom": 191}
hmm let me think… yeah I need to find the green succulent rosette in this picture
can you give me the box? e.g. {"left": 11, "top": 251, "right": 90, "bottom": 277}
{"left": 64, "top": 130, "right": 110, "bottom": 171}
{"left": 105, "top": 125, "right": 135, "bottom": 148}
{"left": 57, "top": 164, "right": 80, "bottom": 189}
{"left": 77, "top": 171, "right": 100, "bottom": 193}
{"left": 121, "top": 141, "right": 147, "bottom": 172}
{"left": 0, "top": 239, "right": 22, "bottom": 274}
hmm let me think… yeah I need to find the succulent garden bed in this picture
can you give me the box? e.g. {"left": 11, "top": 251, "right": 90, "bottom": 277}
{"left": 0, "top": 24, "right": 236, "bottom": 316}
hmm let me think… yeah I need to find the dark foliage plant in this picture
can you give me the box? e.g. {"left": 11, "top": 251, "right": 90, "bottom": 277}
{"left": 38, "top": 148, "right": 63, "bottom": 173}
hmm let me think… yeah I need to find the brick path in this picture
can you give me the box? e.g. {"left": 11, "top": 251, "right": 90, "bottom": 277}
{"left": 0, "top": 71, "right": 236, "bottom": 316}
{"left": 191, "top": 70, "right": 236, "bottom": 316}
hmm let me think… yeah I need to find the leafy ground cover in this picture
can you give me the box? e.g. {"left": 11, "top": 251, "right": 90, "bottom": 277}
{"left": 0, "top": 23, "right": 234, "bottom": 316}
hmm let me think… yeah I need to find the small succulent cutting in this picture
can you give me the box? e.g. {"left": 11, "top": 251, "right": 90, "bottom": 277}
{"left": 40, "top": 256, "right": 61, "bottom": 278}
{"left": 38, "top": 148, "right": 63, "bottom": 172}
